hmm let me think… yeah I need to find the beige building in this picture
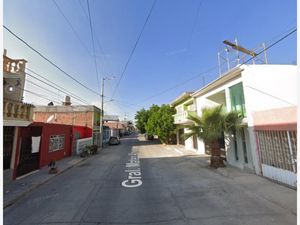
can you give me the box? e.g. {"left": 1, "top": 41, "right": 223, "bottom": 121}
{"left": 170, "top": 92, "right": 201, "bottom": 153}
{"left": 3, "top": 51, "right": 34, "bottom": 183}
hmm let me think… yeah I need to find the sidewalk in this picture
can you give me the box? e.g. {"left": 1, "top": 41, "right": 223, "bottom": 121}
{"left": 164, "top": 144, "right": 297, "bottom": 216}
{"left": 214, "top": 165, "right": 297, "bottom": 215}
{"left": 3, "top": 155, "right": 87, "bottom": 209}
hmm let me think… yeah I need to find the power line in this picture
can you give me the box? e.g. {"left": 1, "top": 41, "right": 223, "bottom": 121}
{"left": 3, "top": 25, "right": 101, "bottom": 97}
{"left": 187, "top": 1, "right": 202, "bottom": 48}
{"left": 26, "top": 79, "right": 84, "bottom": 105}
{"left": 243, "top": 28, "right": 296, "bottom": 65}
{"left": 110, "top": 0, "right": 157, "bottom": 99}
{"left": 86, "top": 0, "right": 101, "bottom": 93}
{"left": 139, "top": 65, "right": 219, "bottom": 103}
{"left": 26, "top": 67, "right": 89, "bottom": 104}
{"left": 136, "top": 27, "right": 297, "bottom": 104}
{"left": 77, "top": 0, "right": 114, "bottom": 75}
{"left": 26, "top": 80, "right": 63, "bottom": 102}
{"left": 25, "top": 70, "right": 90, "bottom": 105}
{"left": 52, "top": 0, "right": 92, "bottom": 56}
{"left": 15, "top": 85, "right": 61, "bottom": 105}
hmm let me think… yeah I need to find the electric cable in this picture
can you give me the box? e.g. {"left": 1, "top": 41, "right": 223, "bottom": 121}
{"left": 25, "top": 71, "right": 90, "bottom": 105}
{"left": 110, "top": 0, "right": 157, "bottom": 99}
{"left": 86, "top": 0, "right": 101, "bottom": 93}
{"left": 3, "top": 25, "right": 101, "bottom": 97}
{"left": 26, "top": 67, "right": 89, "bottom": 104}
{"left": 52, "top": 0, "right": 92, "bottom": 56}
{"left": 137, "top": 27, "right": 297, "bottom": 104}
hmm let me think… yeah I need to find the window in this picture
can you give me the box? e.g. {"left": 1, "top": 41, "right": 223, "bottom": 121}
{"left": 49, "top": 135, "right": 65, "bottom": 152}
{"left": 229, "top": 82, "right": 246, "bottom": 117}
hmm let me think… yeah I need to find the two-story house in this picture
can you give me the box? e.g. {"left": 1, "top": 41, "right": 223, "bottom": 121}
{"left": 192, "top": 64, "right": 297, "bottom": 187}
{"left": 170, "top": 92, "right": 203, "bottom": 153}
{"left": 3, "top": 50, "right": 34, "bottom": 183}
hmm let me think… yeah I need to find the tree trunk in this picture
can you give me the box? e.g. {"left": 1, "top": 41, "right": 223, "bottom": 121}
{"left": 210, "top": 140, "right": 224, "bottom": 168}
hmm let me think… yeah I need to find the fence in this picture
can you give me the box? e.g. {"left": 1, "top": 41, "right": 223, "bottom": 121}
{"left": 255, "top": 130, "right": 297, "bottom": 187}
{"left": 74, "top": 137, "right": 93, "bottom": 155}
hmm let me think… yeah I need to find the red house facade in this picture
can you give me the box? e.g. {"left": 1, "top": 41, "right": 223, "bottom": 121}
{"left": 13, "top": 122, "right": 91, "bottom": 179}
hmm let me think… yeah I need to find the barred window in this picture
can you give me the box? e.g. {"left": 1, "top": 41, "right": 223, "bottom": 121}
{"left": 49, "top": 135, "right": 65, "bottom": 152}
{"left": 256, "top": 130, "right": 297, "bottom": 173}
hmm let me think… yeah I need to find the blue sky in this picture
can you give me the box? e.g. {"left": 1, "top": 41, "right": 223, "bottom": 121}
{"left": 3, "top": 0, "right": 296, "bottom": 121}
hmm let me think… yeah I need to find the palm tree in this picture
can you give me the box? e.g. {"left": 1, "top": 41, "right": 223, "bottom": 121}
{"left": 184, "top": 105, "right": 242, "bottom": 168}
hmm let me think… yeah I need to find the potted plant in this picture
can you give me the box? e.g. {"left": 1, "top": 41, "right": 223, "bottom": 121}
{"left": 48, "top": 160, "right": 58, "bottom": 174}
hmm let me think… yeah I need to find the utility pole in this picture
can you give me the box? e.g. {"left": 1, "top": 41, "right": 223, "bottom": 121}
{"left": 100, "top": 76, "right": 115, "bottom": 148}
{"left": 100, "top": 77, "right": 105, "bottom": 148}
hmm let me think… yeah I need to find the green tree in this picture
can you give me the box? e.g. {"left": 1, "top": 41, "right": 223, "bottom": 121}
{"left": 135, "top": 108, "right": 150, "bottom": 134}
{"left": 185, "top": 105, "right": 242, "bottom": 168}
{"left": 135, "top": 105, "right": 159, "bottom": 134}
{"left": 146, "top": 104, "right": 176, "bottom": 144}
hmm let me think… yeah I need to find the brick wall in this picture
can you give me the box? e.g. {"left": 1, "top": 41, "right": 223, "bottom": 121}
{"left": 34, "top": 111, "right": 94, "bottom": 129}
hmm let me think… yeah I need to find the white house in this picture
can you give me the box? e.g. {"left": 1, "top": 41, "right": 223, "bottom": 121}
{"left": 192, "top": 64, "right": 297, "bottom": 187}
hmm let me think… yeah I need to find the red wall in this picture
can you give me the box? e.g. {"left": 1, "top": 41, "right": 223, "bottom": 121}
{"left": 73, "top": 126, "right": 92, "bottom": 139}
{"left": 38, "top": 123, "right": 73, "bottom": 168}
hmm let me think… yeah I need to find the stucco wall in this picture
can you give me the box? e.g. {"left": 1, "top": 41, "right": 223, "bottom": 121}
{"left": 38, "top": 124, "right": 73, "bottom": 168}
{"left": 252, "top": 106, "right": 297, "bottom": 129}
{"left": 241, "top": 65, "right": 297, "bottom": 126}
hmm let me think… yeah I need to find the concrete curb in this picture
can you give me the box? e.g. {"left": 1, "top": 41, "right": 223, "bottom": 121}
{"left": 4, "top": 157, "right": 88, "bottom": 209}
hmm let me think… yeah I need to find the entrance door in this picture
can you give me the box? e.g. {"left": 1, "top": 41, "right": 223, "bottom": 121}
{"left": 3, "top": 127, "right": 15, "bottom": 170}
{"left": 16, "top": 126, "right": 42, "bottom": 177}
{"left": 178, "top": 129, "right": 185, "bottom": 145}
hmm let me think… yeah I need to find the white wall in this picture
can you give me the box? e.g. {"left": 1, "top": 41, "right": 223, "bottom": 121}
{"left": 241, "top": 65, "right": 297, "bottom": 126}
{"left": 197, "top": 139, "right": 205, "bottom": 154}
{"left": 241, "top": 65, "right": 297, "bottom": 175}
{"left": 184, "top": 128, "right": 194, "bottom": 150}
{"left": 193, "top": 65, "right": 296, "bottom": 174}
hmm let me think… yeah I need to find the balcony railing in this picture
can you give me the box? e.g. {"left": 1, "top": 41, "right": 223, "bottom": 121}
{"left": 173, "top": 110, "right": 195, "bottom": 124}
{"left": 3, "top": 99, "right": 34, "bottom": 121}
{"left": 3, "top": 55, "right": 27, "bottom": 75}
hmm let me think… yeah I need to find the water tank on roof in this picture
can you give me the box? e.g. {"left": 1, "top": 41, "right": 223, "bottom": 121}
{"left": 63, "top": 95, "right": 71, "bottom": 106}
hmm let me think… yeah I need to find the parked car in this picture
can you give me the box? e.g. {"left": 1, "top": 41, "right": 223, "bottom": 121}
{"left": 109, "top": 136, "right": 120, "bottom": 145}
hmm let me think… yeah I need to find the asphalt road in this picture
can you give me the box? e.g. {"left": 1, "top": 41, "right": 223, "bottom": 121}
{"left": 4, "top": 134, "right": 296, "bottom": 225}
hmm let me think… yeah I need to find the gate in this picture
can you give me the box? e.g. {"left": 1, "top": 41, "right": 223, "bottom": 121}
{"left": 3, "top": 127, "right": 15, "bottom": 170}
{"left": 256, "top": 130, "right": 297, "bottom": 187}
{"left": 16, "top": 126, "right": 42, "bottom": 177}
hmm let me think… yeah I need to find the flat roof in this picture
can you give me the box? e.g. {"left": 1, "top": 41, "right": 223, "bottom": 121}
{"left": 169, "top": 92, "right": 194, "bottom": 106}
{"left": 34, "top": 105, "right": 102, "bottom": 113}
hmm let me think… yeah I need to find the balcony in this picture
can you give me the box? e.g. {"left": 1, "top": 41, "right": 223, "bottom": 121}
{"left": 173, "top": 110, "right": 195, "bottom": 125}
{"left": 3, "top": 98, "right": 34, "bottom": 122}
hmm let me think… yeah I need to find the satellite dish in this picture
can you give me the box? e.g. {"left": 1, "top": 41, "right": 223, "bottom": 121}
{"left": 46, "top": 115, "right": 55, "bottom": 123}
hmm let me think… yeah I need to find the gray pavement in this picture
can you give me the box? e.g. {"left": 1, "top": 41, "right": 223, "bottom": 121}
{"left": 4, "top": 155, "right": 88, "bottom": 209}
{"left": 4, "top": 134, "right": 296, "bottom": 225}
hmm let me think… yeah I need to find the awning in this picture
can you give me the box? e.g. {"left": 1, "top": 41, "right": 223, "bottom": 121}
{"left": 3, "top": 120, "right": 33, "bottom": 127}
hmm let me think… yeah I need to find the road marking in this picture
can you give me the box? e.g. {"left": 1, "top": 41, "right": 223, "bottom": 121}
{"left": 121, "top": 152, "right": 142, "bottom": 188}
